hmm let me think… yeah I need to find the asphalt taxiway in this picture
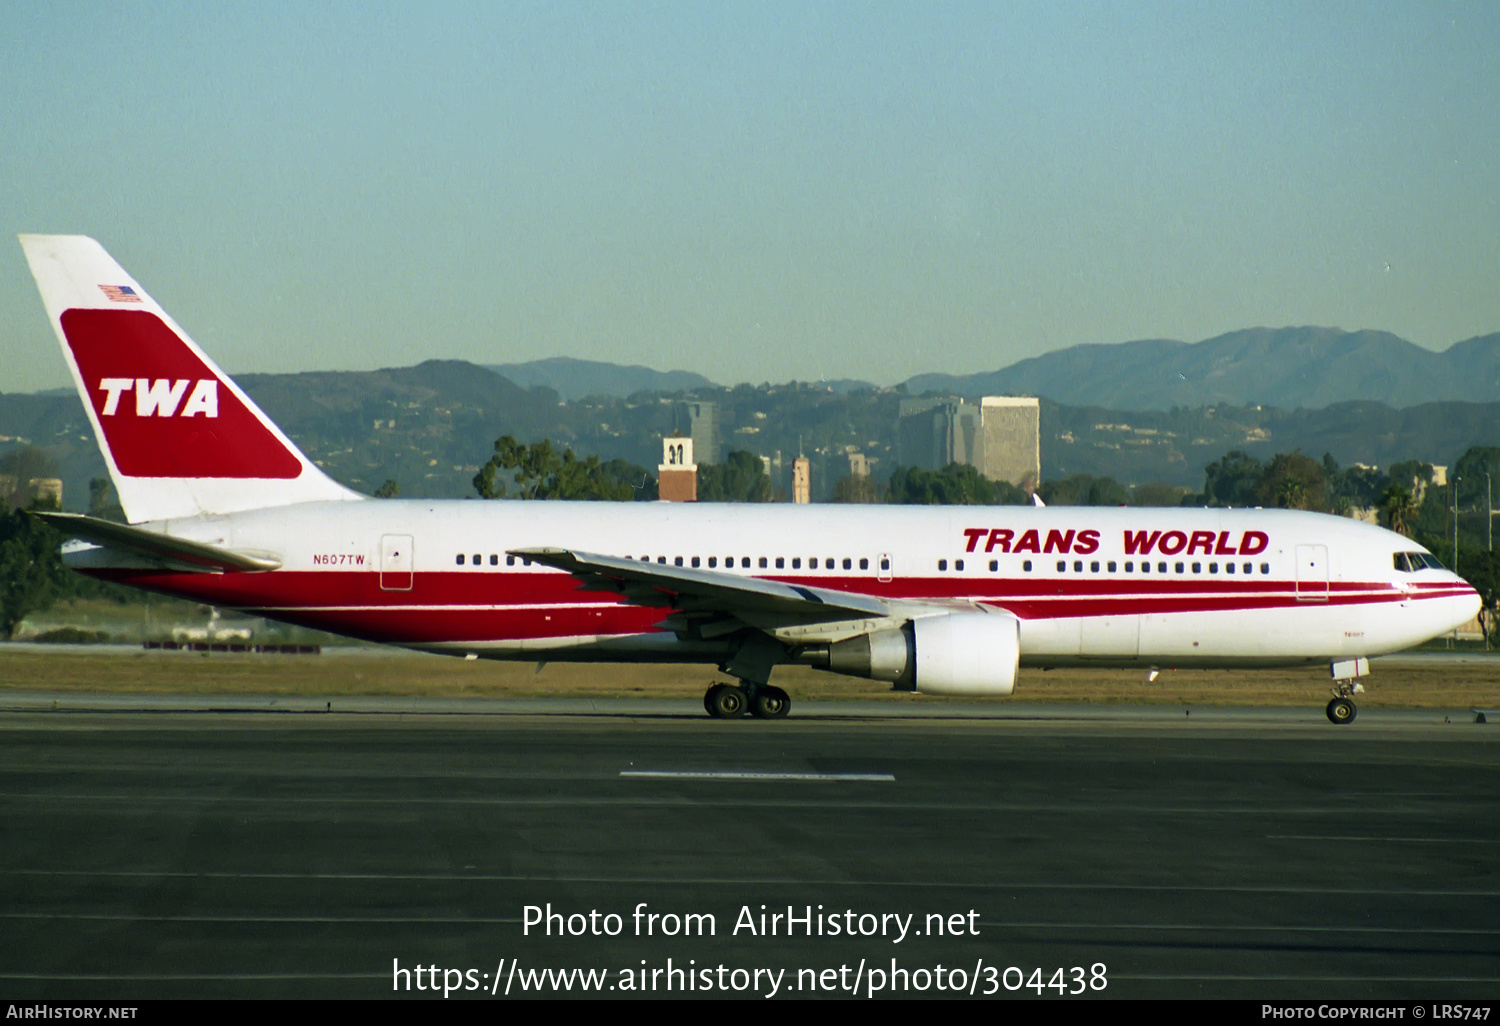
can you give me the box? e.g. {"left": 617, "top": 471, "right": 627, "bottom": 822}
{"left": 1, "top": 700, "right": 1496, "bottom": 1000}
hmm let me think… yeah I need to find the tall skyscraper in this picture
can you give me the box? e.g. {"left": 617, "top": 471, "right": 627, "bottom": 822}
{"left": 980, "top": 397, "right": 1040, "bottom": 489}
{"left": 896, "top": 395, "right": 1040, "bottom": 489}
{"left": 672, "top": 401, "right": 718, "bottom": 465}
{"left": 792, "top": 457, "right": 811, "bottom": 504}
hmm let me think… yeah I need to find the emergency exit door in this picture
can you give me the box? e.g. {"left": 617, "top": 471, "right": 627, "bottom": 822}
{"left": 380, "top": 534, "right": 414, "bottom": 591}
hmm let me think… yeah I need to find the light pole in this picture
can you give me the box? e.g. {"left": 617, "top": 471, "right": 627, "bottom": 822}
{"left": 1450, "top": 475, "right": 1461, "bottom": 652}
{"left": 1452, "top": 476, "right": 1460, "bottom": 578}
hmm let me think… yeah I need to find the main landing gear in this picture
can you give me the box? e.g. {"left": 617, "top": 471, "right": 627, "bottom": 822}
{"left": 705, "top": 632, "right": 792, "bottom": 719}
{"left": 703, "top": 682, "right": 791, "bottom": 720}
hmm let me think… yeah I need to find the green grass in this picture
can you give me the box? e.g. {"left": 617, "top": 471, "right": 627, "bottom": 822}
{"left": 2, "top": 646, "right": 1497, "bottom": 709}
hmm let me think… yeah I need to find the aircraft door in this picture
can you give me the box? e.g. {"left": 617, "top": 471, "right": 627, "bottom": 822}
{"left": 1296, "top": 544, "right": 1328, "bottom": 602}
{"left": 878, "top": 552, "right": 893, "bottom": 583}
{"left": 380, "top": 534, "right": 414, "bottom": 591}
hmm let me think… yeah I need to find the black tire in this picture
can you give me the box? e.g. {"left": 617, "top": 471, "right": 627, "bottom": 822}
{"left": 750, "top": 686, "right": 791, "bottom": 720}
{"left": 706, "top": 684, "right": 747, "bottom": 719}
{"left": 1326, "top": 697, "right": 1357, "bottom": 725}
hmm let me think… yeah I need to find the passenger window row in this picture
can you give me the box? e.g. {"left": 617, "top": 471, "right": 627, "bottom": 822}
{"left": 450, "top": 552, "right": 1272, "bottom": 576}
{"left": 453, "top": 552, "right": 1275, "bottom": 576}
{"left": 1053, "top": 560, "right": 1271, "bottom": 575}
{"left": 627, "top": 555, "right": 872, "bottom": 571}
{"left": 453, "top": 553, "right": 873, "bottom": 571}
{"left": 944, "top": 558, "right": 1273, "bottom": 575}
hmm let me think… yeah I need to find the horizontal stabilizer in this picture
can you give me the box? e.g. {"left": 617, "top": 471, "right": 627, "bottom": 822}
{"left": 32, "top": 511, "right": 281, "bottom": 573}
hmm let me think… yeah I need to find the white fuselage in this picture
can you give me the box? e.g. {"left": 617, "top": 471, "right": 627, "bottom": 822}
{"left": 69, "top": 501, "right": 1480, "bottom": 670}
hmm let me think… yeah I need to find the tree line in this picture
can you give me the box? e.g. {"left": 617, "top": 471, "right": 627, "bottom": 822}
{"left": 0, "top": 492, "right": 137, "bottom": 639}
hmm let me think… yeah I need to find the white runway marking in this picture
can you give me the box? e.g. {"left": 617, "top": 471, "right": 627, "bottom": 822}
{"left": 619, "top": 770, "right": 895, "bottom": 781}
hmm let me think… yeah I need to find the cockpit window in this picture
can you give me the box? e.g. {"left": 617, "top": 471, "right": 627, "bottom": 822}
{"left": 1395, "top": 551, "right": 1445, "bottom": 572}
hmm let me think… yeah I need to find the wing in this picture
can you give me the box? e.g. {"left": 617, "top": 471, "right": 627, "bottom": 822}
{"left": 33, "top": 511, "right": 282, "bottom": 573}
{"left": 509, "top": 546, "right": 902, "bottom": 642}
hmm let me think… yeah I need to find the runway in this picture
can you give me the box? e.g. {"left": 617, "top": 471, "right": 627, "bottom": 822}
{"left": 1, "top": 701, "right": 1496, "bottom": 999}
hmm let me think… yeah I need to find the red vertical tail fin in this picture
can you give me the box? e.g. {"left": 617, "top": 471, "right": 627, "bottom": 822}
{"left": 20, "top": 235, "right": 362, "bottom": 523}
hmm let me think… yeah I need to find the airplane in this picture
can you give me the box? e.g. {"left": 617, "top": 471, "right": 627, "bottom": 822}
{"left": 17, "top": 234, "right": 1482, "bottom": 724}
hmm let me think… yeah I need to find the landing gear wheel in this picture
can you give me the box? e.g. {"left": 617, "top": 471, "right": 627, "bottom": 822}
{"left": 750, "top": 685, "right": 791, "bottom": 720}
{"left": 1326, "top": 697, "right": 1357, "bottom": 725}
{"left": 704, "top": 683, "right": 747, "bottom": 719}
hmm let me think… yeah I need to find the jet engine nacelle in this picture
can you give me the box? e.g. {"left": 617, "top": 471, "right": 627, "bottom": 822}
{"left": 821, "top": 610, "right": 1020, "bottom": 696}
{"left": 909, "top": 610, "right": 1020, "bottom": 696}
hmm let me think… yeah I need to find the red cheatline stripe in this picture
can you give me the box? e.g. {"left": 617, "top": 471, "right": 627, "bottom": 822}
{"left": 80, "top": 565, "right": 1470, "bottom": 646}
{"left": 247, "top": 586, "right": 1472, "bottom": 615}
{"left": 86, "top": 568, "right": 1471, "bottom": 609}
{"left": 244, "top": 592, "right": 1455, "bottom": 618}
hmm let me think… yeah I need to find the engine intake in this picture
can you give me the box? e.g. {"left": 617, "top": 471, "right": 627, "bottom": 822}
{"left": 817, "top": 610, "right": 1020, "bottom": 696}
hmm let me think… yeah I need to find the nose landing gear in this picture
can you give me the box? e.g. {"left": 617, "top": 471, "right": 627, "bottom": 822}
{"left": 1326, "top": 659, "right": 1368, "bottom": 725}
{"left": 1326, "top": 694, "right": 1357, "bottom": 724}
{"left": 1326, "top": 681, "right": 1363, "bottom": 724}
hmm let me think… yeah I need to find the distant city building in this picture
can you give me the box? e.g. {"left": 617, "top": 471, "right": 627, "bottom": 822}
{"left": 672, "top": 401, "right": 718, "bottom": 465}
{"left": 980, "top": 396, "right": 1041, "bottom": 489}
{"left": 792, "top": 457, "right": 811, "bottom": 504}
{"left": 896, "top": 396, "right": 1039, "bottom": 488}
{"left": 658, "top": 435, "right": 697, "bottom": 502}
{"left": 29, "top": 478, "right": 62, "bottom": 506}
{"left": 1, "top": 475, "right": 62, "bottom": 508}
{"left": 847, "top": 452, "right": 869, "bottom": 478}
{"left": 896, "top": 397, "right": 982, "bottom": 471}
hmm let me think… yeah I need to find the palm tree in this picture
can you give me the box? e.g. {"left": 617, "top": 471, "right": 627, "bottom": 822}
{"left": 1380, "top": 483, "right": 1419, "bottom": 538}
{"left": 1275, "top": 477, "right": 1308, "bottom": 510}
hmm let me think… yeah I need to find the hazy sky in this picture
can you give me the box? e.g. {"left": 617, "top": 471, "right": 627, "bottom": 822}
{"left": 4, "top": 2, "right": 1498, "bottom": 393}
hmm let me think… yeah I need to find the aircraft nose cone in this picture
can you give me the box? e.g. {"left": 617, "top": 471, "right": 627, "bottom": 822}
{"left": 1454, "top": 580, "right": 1482, "bottom": 623}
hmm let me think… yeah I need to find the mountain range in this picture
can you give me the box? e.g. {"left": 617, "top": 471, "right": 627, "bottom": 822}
{"left": 904, "top": 327, "right": 1500, "bottom": 410}
{"left": 485, "top": 357, "right": 716, "bottom": 402}
{"left": 486, "top": 327, "right": 1500, "bottom": 409}
{"left": 5, "top": 325, "right": 1499, "bottom": 508}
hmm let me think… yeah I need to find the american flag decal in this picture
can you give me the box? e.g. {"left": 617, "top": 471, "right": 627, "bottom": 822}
{"left": 99, "top": 284, "right": 143, "bottom": 303}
